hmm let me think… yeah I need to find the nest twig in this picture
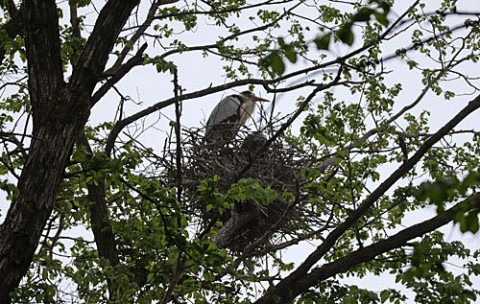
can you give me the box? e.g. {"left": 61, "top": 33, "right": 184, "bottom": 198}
{"left": 159, "top": 125, "right": 327, "bottom": 253}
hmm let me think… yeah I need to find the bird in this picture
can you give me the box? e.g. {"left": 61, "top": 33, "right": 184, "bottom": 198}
{"left": 240, "top": 131, "right": 268, "bottom": 160}
{"left": 204, "top": 91, "right": 269, "bottom": 143}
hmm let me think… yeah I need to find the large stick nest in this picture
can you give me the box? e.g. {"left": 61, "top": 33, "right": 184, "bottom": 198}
{"left": 161, "top": 125, "right": 326, "bottom": 253}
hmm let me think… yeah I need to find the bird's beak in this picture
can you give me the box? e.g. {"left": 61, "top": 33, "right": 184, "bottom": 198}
{"left": 253, "top": 95, "right": 270, "bottom": 102}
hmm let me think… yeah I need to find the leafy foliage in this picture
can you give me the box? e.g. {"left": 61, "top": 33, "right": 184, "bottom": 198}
{"left": 1, "top": 0, "right": 480, "bottom": 303}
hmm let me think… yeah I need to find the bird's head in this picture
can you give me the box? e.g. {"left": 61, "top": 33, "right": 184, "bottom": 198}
{"left": 240, "top": 91, "right": 270, "bottom": 103}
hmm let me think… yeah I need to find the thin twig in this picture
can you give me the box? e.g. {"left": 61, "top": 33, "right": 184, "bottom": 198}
{"left": 173, "top": 67, "right": 183, "bottom": 204}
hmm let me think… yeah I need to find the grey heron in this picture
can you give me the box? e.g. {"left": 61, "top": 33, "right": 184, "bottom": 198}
{"left": 205, "top": 91, "right": 269, "bottom": 143}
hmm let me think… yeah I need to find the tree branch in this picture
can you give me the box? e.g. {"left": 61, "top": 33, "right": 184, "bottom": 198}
{"left": 68, "top": 0, "right": 141, "bottom": 100}
{"left": 255, "top": 196, "right": 480, "bottom": 303}
{"left": 76, "top": 133, "right": 121, "bottom": 299}
{"left": 24, "top": 0, "right": 64, "bottom": 129}
{"left": 156, "top": 1, "right": 302, "bottom": 61}
{"left": 105, "top": 77, "right": 270, "bottom": 155}
{"left": 0, "top": 2, "right": 141, "bottom": 302}
{"left": 104, "top": 1, "right": 421, "bottom": 156}
{"left": 91, "top": 43, "right": 148, "bottom": 105}
{"left": 255, "top": 93, "right": 480, "bottom": 303}
{"left": 104, "top": 0, "right": 178, "bottom": 75}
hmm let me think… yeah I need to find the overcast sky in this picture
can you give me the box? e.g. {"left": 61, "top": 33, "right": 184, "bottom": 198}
{"left": 2, "top": 0, "right": 480, "bottom": 301}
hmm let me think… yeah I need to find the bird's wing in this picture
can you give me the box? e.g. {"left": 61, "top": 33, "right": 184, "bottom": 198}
{"left": 206, "top": 95, "right": 243, "bottom": 134}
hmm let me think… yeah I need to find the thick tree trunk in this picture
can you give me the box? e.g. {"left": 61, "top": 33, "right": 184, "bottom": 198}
{"left": 0, "top": 0, "right": 140, "bottom": 301}
{"left": 0, "top": 1, "right": 71, "bottom": 301}
{"left": 0, "top": 98, "right": 90, "bottom": 302}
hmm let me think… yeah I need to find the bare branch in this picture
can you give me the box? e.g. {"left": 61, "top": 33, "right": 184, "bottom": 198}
{"left": 105, "top": 0, "right": 179, "bottom": 74}
{"left": 92, "top": 43, "right": 148, "bottom": 104}
{"left": 68, "top": 0, "right": 141, "bottom": 99}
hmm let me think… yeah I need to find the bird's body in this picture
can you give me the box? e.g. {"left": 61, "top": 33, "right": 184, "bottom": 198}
{"left": 240, "top": 131, "right": 268, "bottom": 160}
{"left": 205, "top": 91, "right": 269, "bottom": 143}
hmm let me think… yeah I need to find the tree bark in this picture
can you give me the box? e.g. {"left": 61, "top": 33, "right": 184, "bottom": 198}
{"left": 213, "top": 209, "right": 258, "bottom": 248}
{"left": 0, "top": 97, "right": 90, "bottom": 302}
{"left": 0, "top": 0, "right": 140, "bottom": 302}
{"left": 0, "top": 1, "right": 67, "bottom": 301}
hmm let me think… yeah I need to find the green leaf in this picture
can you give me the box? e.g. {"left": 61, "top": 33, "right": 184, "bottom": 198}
{"left": 267, "top": 51, "right": 285, "bottom": 75}
{"left": 264, "top": 188, "right": 278, "bottom": 203}
{"left": 337, "top": 24, "right": 354, "bottom": 46}
{"left": 380, "top": 290, "right": 389, "bottom": 303}
{"left": 465, "top": 291, "right": 477, "bottom": 301}
{"left": 352, "top": 7, "right": 374, "bottom": 22}
{"left": 282, "top": 191, "right": 295, "bottom": 203}
{"left": 374, "top": 12, "right": 389, "bottom": 26}
{"left": 72, "top": 148, "right": 88, "bottom": 163}
{"left": 377, "top": 1, "right": 391, "bottom": 14}
{"left": 285, "top": 46, "right": 297, "bottom": 63}
{"left": 466, "top": 212, "right": 479, "bottom": 233}
{"left": 459, "top": 215, "right": 469, "bottom": 233}
{"left": 314, "top": 33, "right": 331, "bottom": 50}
